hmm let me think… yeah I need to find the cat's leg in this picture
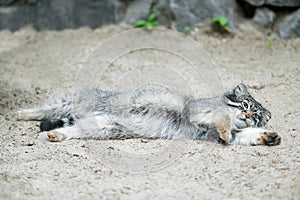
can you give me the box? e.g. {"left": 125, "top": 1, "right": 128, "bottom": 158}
{"left": 17, "top": 107, "right": 52, "bottom": 121}
{"left": 17, "top": 90, "right": 113, "bottom": 121}
{"left": 213, "top": 109, "right": 232, "bottom": 144}
{"left": 47, "top": 127, "right": 72, "bottom": 142}
{"left": 231, "top": 128, "right": 281, "bottom": 146}
{"left": 17, "top": 97, "right": 73, "bottom": 121}
{"left": 47, "top": 115, "right": 124, "bottom": 142}
{"left": 17, "top": 107, "right": 74, "bottom": 121}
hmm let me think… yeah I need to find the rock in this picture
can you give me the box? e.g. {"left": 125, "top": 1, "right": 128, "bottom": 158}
{"left": 278, "top": 9, "right": 300, "bottom": 39}
{"left": 267, "top": 0, "right": 300, "bottom": 6}
{"left": 0, "top": 0, "right": 119, "bottom": 31}
{"left": 169, "top": 0, "right": 236, "bottom": 33}
{"left": 121, "top": 0, "right": 152, "bottom": 25}
{"left": 152, "top": 0, "right": 175, "bottom": 28}
{"left": 0, "top": 6, "right": 34, "bottom": 31}
{"left": 244, "top": 0, "right": 300, "bottom": 7}
{"left": 35, "top": 0, "right": 117, "bottom": 30}
{"left": 0, "top": 0, "right": 38, "bottom": 6}
{"left": 0, "top": 0, "right": 237, "bottom": 33}
{"left": 118, "top": 0, "right": 175, "bottom": 28}
{"left": 244, "top": 0, "right": 265, "bottom": 6}
{"left": 0, "top": 0, "right": 16, "bottom": 6}
{"left": 253, "top": 8, "right": 276, "bottom": 28}
{"left": 236, "top": 0, "right": 256, "bottom": 18}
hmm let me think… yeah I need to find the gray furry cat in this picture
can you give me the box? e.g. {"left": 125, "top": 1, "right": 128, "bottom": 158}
{"left": 17, "top": 84, "right": 281, "bottom": 146}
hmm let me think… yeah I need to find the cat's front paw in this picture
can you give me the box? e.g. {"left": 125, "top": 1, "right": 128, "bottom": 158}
{"left": 47, "top": 130, "right": 63, "bottom": 142}
{"left": 257, "top": 131, "right": 281, "bottom": 146}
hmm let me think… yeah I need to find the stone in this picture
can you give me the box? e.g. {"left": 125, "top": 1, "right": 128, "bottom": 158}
{"left": 0, "top": 0, "right": 119, "bottom": 31}
{"left": 244, "top": 0, "right": 264, "bottom": 6}
{"left": 0, "top": 6, "right": 34, "bottom": 31}
{"left": 35, "top": 0, "right": 117, "bottom": 30}
{"left": 0, "top": 0, "right": 38, "bottom": 6}
{"left": 253, "top": 8, "right": 276, "bottom": 28}
{"left": 121, "top": 0, "right": 152, "bottom": 25}
{"left": 267, "top": 0, "right": 300, "bottom": 6}
{"left": 278, "top": 9, "right": 300, "bottom": 39}
{"left": 0, "top": 0, "right": 20, "bottom": 6}
{"left": 169, "top": 0, "right": 236, "bottom": 33}
{"left": 245, "top": 0, "right": 300, "bottom": 7}
{"left": 236, "top": 0, "right": 256, "bottom": 18}
{"left": 0, "top": 0, "right": 237, "bottom": 33}
{"left": 152, "top": 0, "right": 175, "bottom": 28}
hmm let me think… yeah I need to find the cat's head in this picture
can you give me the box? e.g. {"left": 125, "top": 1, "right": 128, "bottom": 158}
{"left": 224, "top": 84, "right": 271, "bottom": 128}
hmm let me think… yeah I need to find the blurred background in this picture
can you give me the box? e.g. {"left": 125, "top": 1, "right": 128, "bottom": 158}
{"left": 0, "top": 0, "right": 299, "bottom": 38}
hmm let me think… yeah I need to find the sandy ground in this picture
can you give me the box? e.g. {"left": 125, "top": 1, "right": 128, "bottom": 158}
{"left": 0, "top": 22, "right": 300, "bottom": 200}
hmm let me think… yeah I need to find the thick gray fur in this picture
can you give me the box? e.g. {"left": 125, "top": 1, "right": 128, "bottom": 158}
{"left": 17, "top": 84, "right": 281, "bottom": 146}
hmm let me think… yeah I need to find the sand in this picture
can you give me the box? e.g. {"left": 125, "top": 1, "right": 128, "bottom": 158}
{"left": 0, "top": 23, "right": 299, "bottom": 200}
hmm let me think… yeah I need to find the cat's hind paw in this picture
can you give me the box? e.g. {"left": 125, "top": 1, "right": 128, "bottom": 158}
{"left": 16, "top": 109, "right": 34, "bottom": 121}
{"left": 257, "top": 131, "right": 281, "bottom": 146}
{"left": 47, "top": 130, "right": 64, "bottom": 142}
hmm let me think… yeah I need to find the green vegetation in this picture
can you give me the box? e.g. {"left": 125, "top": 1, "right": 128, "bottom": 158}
{"left": 267, "top": 38, "right": 273, "bottom": 52}
{"left": 39, "top": 28, "right": 49, "bottom": 32}
{"left": 211, "top": 17, "right": 231, "bottom": 34}
{"left": 183, "top": 26, "right": 191, "bottom": 35}
{"left": 134, "top": 13, "right": 159, "bottom": 30}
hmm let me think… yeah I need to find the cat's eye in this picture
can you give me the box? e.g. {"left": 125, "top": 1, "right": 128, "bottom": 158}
{"left": 252, "top": 109, "right": 260, "bottom": 116}
{"left": 242, "top": 100, "right": 249, "bottom": 110}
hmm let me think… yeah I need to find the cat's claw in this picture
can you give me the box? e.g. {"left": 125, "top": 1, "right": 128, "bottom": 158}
{"left": 257, "top": 131, "right": 281, "bottom": 146}
{"left": 47, "top": 131, "right": 63, "bottom": 142}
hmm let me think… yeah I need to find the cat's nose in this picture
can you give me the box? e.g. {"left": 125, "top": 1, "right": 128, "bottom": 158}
{"left": 245, "top": 112, "right": 252, "bottom": 118}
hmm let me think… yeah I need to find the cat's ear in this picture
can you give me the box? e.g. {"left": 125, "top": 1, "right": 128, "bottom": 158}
{"left": 233, "top": 84, "right": 249, "bottom": 97}
{"left": 224, "top": 84, "right": 249, "bottom": 104}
